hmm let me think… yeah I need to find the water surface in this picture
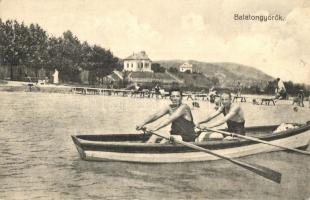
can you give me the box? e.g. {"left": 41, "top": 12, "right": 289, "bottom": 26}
{"left": 0, "top": 92, "right": 309, "bottom": 199}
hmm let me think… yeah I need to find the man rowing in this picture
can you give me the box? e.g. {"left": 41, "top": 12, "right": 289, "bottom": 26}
{"left": 136, "top": 88, "right": 196, "bottom": 143}
{"left": 196, "top": 92, "right": 245, "bottom": 139}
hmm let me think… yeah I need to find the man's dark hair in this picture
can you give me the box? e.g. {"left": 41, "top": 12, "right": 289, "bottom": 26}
{"left": 169, "top": 88, "right": 183, "bottom": 96}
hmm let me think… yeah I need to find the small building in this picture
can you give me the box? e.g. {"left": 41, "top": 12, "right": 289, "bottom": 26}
{"left": 123, "top": 51, "right": 152, "bottom": 72}
{"left": 179, "top": 62, "right": 193, "bottom": 73}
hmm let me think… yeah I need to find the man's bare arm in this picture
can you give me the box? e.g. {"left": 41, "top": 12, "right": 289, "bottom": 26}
{"left": 196, "top": 107, "right": 222, "bottom": 125}
{"left": 136, "top": 106, "right": 170, "bottom": 129}
{"left": 208, "top": 105, "right": 239, "bottom": 128}
{"left": 151, "top": 105, "right": 187, "bottom": 131}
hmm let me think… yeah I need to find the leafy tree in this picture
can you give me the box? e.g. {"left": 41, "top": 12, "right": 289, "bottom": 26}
{"left": 263, "top": 81, "right": 276, "bottom": 94}
{"left": 168, "top": 67, "right": 178, "bottom": 73}
{"left": 58, "top": 30, "right": 83, "bottom": 82}
{"left": 0, "top": 20, "right": 20, "bottom": 80}
{"left": 151, "top": 63, "right": 165, "bottom": 73}
{"left": 89, "top": 45, "right": 119, "bottom": 84}
{"left": 210, "top": 76, "right": 219, "bottom": 86}
{"left": 24, "top": 23, "right": 49, "bottom": 78}
{"left": 46, "top": 36, "right": 64, "bottom": 72}
{"left": 284, "top": 81, "right": 306, "bottom": 95}
{"left": 0, "top": 19, "right": 7, "bottom": 65}
{"left": 0, "top": 19, "right": 122, "bottom": 84}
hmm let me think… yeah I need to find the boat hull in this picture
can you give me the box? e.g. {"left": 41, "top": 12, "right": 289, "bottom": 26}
{"left": 71, "top": 124, "right": 310, "bottom": 163}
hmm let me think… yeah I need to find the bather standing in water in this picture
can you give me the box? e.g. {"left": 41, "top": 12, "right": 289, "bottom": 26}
{"left": 196, "top": 92, "right": 245, "bottom": 139}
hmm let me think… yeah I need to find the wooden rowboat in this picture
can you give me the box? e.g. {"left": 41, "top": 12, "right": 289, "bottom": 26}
{"left": 71, "top": 123, "right": 310, "bottom": 163}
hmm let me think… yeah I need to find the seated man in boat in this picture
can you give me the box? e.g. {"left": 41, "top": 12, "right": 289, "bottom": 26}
{"left": 196, "top": 92, "right": 245, "bottom": 140}
{"left": 136, "top": 88, "right": 197, "bottom": 143}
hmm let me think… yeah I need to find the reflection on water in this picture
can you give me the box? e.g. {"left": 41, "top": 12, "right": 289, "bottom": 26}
{"left": 0, "top": 92, "right": 309, "bottom": 199}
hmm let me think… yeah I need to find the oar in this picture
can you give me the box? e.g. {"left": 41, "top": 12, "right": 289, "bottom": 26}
{"left": 145, "top": 130, "right": 281, "bottom": 184}
{"left": 203, "top": 128, "right": 310, "bottom": 156}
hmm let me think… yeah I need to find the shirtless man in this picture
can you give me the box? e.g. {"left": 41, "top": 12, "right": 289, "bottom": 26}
{"left": 275, "top": 78, "right": 287, "bottom": 100}
{"left": 236, "top": 81, "right": 242, "bottom": 97}
{"left": 196, "top": 92, "right": 245, "bottom": 137}
{"left": 136, "top": 88, "right": 196, "bottom": 143}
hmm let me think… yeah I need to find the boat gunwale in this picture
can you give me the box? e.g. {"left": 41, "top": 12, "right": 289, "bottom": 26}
{"left": 71, "top": 123, "right": 310, "bottom": 153}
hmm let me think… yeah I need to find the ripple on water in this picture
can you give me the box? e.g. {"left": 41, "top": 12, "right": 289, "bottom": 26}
{"left": 1, "top": 92, "right": 310, "bottom": 199}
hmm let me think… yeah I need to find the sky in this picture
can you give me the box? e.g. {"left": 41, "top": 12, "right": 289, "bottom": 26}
{"left": 0, "top": 0, "right": 309, "bottom": 84}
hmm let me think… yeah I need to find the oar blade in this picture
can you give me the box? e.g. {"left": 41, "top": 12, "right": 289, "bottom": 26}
{"left": 251, "top": 163, "right": 282, "bottom": 184}
{"left": 232, "top": 160, "right": 282, "bottom": 184}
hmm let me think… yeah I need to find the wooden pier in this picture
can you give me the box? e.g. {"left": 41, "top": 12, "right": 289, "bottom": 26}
{"left": 232, "top": 96, "right": 247, "bottom": 102}
{"left": 71, "top": 86, "right": 211, "bottom": 100}
{"left": 71, "top": 87, "right": 169, "bottom": 98}
{"left": 261, "top": 98, "right": 276, "bottom": 106}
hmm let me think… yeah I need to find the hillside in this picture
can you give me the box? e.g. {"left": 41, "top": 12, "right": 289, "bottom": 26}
{"left": 156, "top": 60, "right": 274, "bottom": 86}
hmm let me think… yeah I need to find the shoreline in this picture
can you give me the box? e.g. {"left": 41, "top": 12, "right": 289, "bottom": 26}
{"left": 0, "top": 85, "right": 73, "bottom": 93}
{"left": 1, "top": 80, "right": 309, "bottom": 107}
{"left": 0, "top": 80, "right": 73, "bottom": 93}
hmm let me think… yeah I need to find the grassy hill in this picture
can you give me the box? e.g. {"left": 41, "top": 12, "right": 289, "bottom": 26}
{"left": 167, "top": 71, "right": 213, "bottom": 88}
{"left": 156, "top": 60, "right": 274, "bottom": 86}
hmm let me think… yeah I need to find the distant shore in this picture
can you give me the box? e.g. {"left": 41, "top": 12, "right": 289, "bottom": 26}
{"left": 1, "top": 80, "right": 309, "bottom": 108}
{"left": 0, "top": 80, "right": 72, "bottom": 93}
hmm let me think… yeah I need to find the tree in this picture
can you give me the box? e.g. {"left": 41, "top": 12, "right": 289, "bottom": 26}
{"left": 24, "top": 23, "right": 49, "bottom": 78}
{"left": 57, "top": 30, "right": 83, "bottom": 82}
{"left": 0, "top": 19, "right": 120, "bottom": 84}
{"left": 210, "top": 76, "right": 219, "bottom": 86}
{"left": 284, "top": 81, "right": 306, "bottom": 95}
{"left": 263, "top": 81, "right": 276, "bottom": 94}
{"left": 151, "top": 63, "right": 165, "bottom": 73}
{"left": 0, "top": 20, "right": 20, "bottom": 80}
{"left": 168, "top": 67, "right": 178, "bottom": 73}
{"left": 89, "top": 46, "right": 119, "bottom": 84}
{"left": 46, "top": 36, "right": 64, "bottom": 72}
{"left": 0, "top": 19, "right": 7, "bottom": 65}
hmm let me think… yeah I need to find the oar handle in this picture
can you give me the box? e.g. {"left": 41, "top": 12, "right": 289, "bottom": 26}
{"left": 202, "top": 128, "right": 234, "bottom": 136}
{"left": 197, "top": 127, "right": 234, "bottom": 137}
{"left": 140, "top": 128, "right": 176, "bottom": 143}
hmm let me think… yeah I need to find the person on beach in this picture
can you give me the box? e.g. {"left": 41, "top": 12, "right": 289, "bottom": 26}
{"left": 208, "top": 87, "right": 218, "bottom": 103}
{"left": 236, "top": 81, "right": 242, "bottom": 97}
{"left": 196, "top": 92, "right": 245, "bottom": 140}
{"left": 292, "top": 89, "right": 305, "bottom": 107}
{"left": 136, "top": 88, "right": 197, "bottom": 143}
{"left": 131, "top": 83, "right": 143, "bottom": 97}
{"left": 275, "top": 78, "right": 287, "bottom": 100}
{"left": 154, "top": 84, "right": 161, "bottom": 98}
{"left": 297, "top": 89, "right": 305, "bottom": 107}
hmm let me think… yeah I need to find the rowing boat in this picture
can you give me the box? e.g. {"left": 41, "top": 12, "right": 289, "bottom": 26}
{"left": 71, "top": 123, "right": 310, "bottom": 163}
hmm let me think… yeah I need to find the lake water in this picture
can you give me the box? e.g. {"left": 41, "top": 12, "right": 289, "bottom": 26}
{"left": 0, "top": 91, "right": 309, "bottom": 200}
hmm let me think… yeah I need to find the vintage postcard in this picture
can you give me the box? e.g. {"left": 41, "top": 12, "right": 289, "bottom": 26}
{"left": 0, "top": 0, "right": 309, "bottom": 199}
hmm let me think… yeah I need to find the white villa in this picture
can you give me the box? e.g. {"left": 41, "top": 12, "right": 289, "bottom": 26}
{"left": 123, "top": 51, "right": 152, "bottom": 72}
{"left": 179, "top": 62, "right": 193, "bottom": 73}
